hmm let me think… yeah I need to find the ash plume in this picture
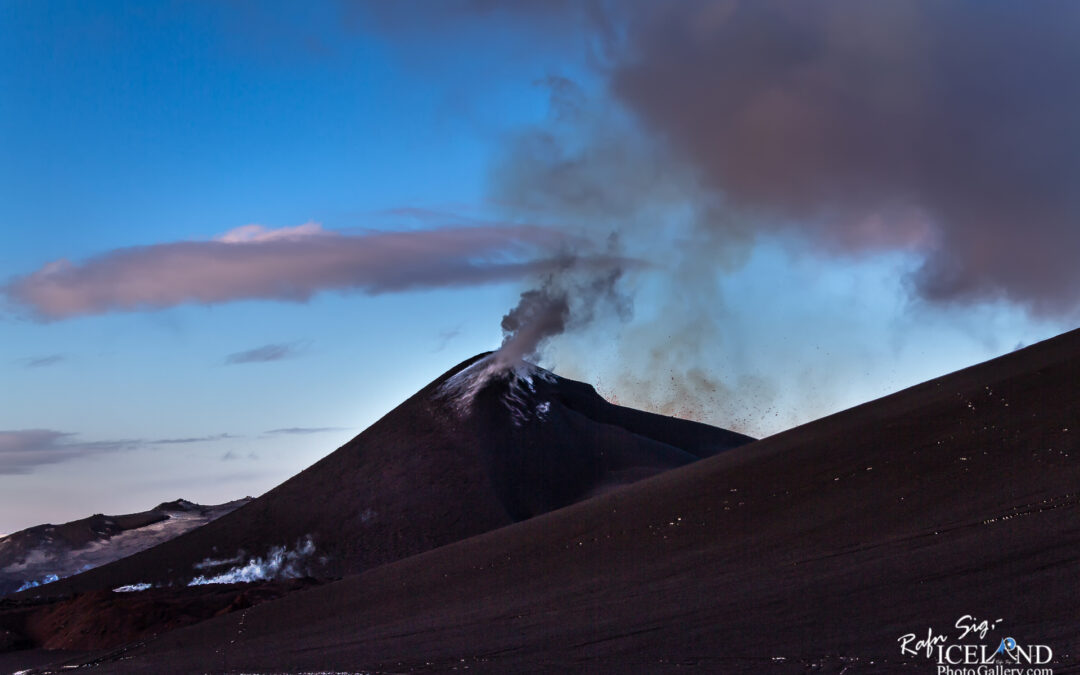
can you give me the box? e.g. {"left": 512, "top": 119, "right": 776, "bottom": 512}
{"left": 374, "top": 1, "right": 1080, "bottom": 433}
{"left": 393, "top": 0, "right": 1080, "bottom": 315}
{"left": 497, "top": 286, "right": 569, "bottom": 367}
{"left": 443, "top": 253, "right": 632, "bottom": 412}
{"left": 610, "top": 0, "right": 1080, "bottom": 314}
{"left": 495, "top": 255, "right": 631, "bottom": 368}
{"left": 483, "top": 74, "right": 759, "bottom": 427}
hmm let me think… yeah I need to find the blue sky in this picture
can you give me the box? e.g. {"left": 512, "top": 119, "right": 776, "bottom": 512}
{"left": 0, "top": 1, "right": 1072, "bottom": 534}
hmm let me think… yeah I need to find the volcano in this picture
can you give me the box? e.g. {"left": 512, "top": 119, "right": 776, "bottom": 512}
{"left": 27, "top": 353, "right": 752, "bottom": 597}
{"left": 7, "top": 328, "right": 1080, "bottom": 674}
{"left": 44, "top": 327, "right": 1079, "bottom": 674}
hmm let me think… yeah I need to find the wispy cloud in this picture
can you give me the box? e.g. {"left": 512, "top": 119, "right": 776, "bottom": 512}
{"left": 3, "top": 222, "right": 577, "bottom": 321}
{"left": 17, "top": 354, "right": 65, "bottom": 368}
{"left": 432, "top": 324, "right": 463, "bottom": 352}
{"left": 225, "top": 342, "right": 307, "bottom": 365}
{"left": 150, "top": 433, "right": 237, "bottom": 445}
{"left": 0, "top": 430, "right": 246, "bottom": 474}
{"left": 0, "top": 430, "right": 136, "bottom": 475}
{"left": 221, "top": 450, "right": 259, "bottom": 462}
{"left": 264, "top": 427, "right": 347, "bottom": 435}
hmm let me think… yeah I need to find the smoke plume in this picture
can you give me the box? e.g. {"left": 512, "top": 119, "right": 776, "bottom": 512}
{"left": 440, "top": 251, "right": 631, "bottom": 414}
{"left": 612, "top": 1, "right": 1080, "bottom": 313}
{"left": 485, "top": 73, "right": 762, "bottom": 425}
{"left": 497, "top": 286, "right": 569, "bottom": 367}
{"left": 493, "top": 252, "right": 631, "bottom": 366}
{"left": 411, "top": 0, "right": 1080, "bottom": 314}
{"left": 406, "top": 0, "right": 1080, "bottom": 433}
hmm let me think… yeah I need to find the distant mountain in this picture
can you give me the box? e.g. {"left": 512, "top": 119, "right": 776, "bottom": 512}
{"left": 34, "top": 354, "right": 753, "bottom": 595}
{"left": 0, "top": 498, "right": 250, "bottom": 597}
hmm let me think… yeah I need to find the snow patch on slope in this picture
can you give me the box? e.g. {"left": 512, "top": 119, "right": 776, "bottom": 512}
{"left": 439, "top": 356, "right": 557, "bottom": 426}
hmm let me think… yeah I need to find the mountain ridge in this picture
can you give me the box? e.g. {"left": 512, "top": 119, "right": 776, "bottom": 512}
{"left": 25, "top": 353, "right": 752, "bottom": 596}
{"left": 0, "top": 498, "right": 250, "bottom": 597}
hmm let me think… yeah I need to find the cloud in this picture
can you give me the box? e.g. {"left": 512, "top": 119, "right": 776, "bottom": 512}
{"left": 221, "top": 450, "right": 259, "bottom": 462}
{"left": 17, "top": 354, "right": 65, "bottom": 368}
{"left": 432, "top": 324, "right": 463, "bottom": 352}
{"left": 264, "top": 427, "right": 347, "bottom": 435}
{"left": 607, "top": 0, "right": 1080, "bottom": 314}
{"left": 225, "top": 342, "right": 307, "bottom": 365}
{"left": 0, "top": 430, "right": 246, "bottom": 474}
{"left": 377, "top": 1, "right": 1080, "bottom": 316}
{"left": 150, "top": 433, "right": 237, "bottom": 444}
{"left": 2, "top": 222, "right": 578, "bottom": 321}
{"left": 0, "top": 430, "right": 135, "bottom": 475}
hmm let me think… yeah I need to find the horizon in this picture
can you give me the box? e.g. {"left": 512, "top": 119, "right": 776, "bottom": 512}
{"left": 3, "top": 1, "right": 1078, "bottom": 535}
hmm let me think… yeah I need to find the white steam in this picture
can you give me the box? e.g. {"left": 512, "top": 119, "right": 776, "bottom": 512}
{"left": 192, "top": 553, "right": 244, "bottom": 570}
{"left": 188, "top": 537, "right": 315, "bottom": 586}
{"left": 15, "top": 573, "right": 59, "bottom": 592}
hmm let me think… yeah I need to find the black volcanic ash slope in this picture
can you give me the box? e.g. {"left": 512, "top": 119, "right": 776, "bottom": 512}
{"left": 37, "top": 354, "right": 752, "bottom": 594}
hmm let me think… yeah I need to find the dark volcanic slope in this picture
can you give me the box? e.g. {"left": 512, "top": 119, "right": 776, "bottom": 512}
{"left": 97, "top": 327, "right": 1080, "bottom": 673}
{"left": 37, "top": 355, "right": 751, "bottom": 595}
{"left": 0, "top": 499, "right": 249, "bottom": 598}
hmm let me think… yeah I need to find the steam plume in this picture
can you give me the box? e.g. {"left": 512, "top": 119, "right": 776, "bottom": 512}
{"left": 188, "top": 536, "right": 316, "bottom": 585}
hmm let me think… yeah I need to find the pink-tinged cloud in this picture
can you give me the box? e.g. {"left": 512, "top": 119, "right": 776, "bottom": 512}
{"left": 3, "top": 223, "right": 579, "bottom": 321}
{"left": 610, "top": 0, "right": 1080, "bottom": 312}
